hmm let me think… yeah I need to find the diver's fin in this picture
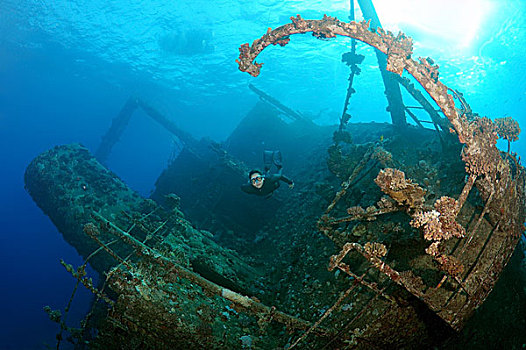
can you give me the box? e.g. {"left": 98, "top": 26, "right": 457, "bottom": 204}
{"left": 273, "top": 150, "right": 282, "bottom": 168}
{"left": 263, "top": 150, "right": 274, "bottom": 172}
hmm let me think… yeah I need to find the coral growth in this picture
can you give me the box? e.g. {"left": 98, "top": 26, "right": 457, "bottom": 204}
{"left": 347, "top": 206, "right": 365, "bottom": 216}
{"left": 376, "top": 196, "right": 396, "bottom": 210}
{"left": 435, "top": 254, "right": 464, "bottom": 277}
{"left": 461, "top": 117, "right": 500, "bottom": 176}
{"left": 410, "top": 196, "right": 465, "bottom": 241}
{"left": 373, "top": 167, "right": 467, "bottom": 280}
{"left": 364, "top": 242, "right": 388, "bottom": 258}
{"left": 425, "top": 241, "right": 441, "bottom": 257}
{"left": 371, "top": 146, "right": 392, "bottom": 166}
{"left": 410, "top": 195, "right": 466, "bottom": 278}
{"left": 433, "top": 196, "right": 465, "bottom": 238}
{"left": 236, "top": 15, "right": 413, "bottom": 78}
{"left": 410, "top": 210, "right": 442, "bottom": 240}
{"left": 374, "top": 168, "right": 425, "bottom": 209}
{"left": 495, "top": 116, "right": 521, "bottom": 153}
{"left": 495, "top": 116, "right": 520, "bottom": 142}
{"left": 376, "top": 27, "right": 413, "bottom": 75}
{"left": 425, "top": 241, "right": 463, "bottom": 276}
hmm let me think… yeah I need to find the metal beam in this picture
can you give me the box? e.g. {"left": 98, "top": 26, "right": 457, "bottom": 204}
{"left": 95, "top": 97, "right": 198, "bottom": 164}
{"left": 356, "top": 0, "right": 407, "bottom": 128}
{"left": 95, "top": 97, "right": 139, "bottom": 163}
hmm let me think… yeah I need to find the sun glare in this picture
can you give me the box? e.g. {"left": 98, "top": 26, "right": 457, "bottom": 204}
{"left": 372, "top": 0, "right": 493, "bottom": 51}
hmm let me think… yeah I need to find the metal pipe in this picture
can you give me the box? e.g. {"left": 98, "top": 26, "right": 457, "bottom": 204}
{"left": 356, "top": 0, "right": 407, "bottom": 128}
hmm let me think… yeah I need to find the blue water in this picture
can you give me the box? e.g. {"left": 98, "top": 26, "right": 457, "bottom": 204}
{"left": 1, "top": 0, "right": 525, "bottom": 348}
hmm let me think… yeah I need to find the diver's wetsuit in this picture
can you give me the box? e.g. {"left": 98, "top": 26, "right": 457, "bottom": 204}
{"left": 241, "top": 169, "right": 293, "bottom": 197}
{"left": 241, "top": 150, "right": 293, "bottom": 197}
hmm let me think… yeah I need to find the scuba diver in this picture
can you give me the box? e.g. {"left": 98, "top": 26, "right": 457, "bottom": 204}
{"left": 241, "top": 150, "right": 294, "bottom": 197}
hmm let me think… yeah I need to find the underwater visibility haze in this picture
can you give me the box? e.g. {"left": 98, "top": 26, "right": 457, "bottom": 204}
{"left": 1, "top": 0, "right": 526, "bottom": 348}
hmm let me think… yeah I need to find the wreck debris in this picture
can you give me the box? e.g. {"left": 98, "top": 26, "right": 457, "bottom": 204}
{"left": 356, "top": 0, "right": 407, "bottom": 127}
{"left": 288, "top": 285, "right": 355, "bottom": 350}
{"left": 372, "top": 169, "right": 468, "bottom": 282}
{"left": 325, "top": 144, "right": 392, "bottom": 214}
{"left": 248, "top": 83, "right": 310, "bottom": 123}
{"left": 95, "top": 97, "right": 138, "bottom": 163}
{"left": 396, "top": 75, "right": 449, "bottom": 132}
{"left": 404, "top": 106, "right": 425, "bottom": 128}
{"left": 238, "top": 14, "right": 525, "bottom": 334}
{"left": 24, "top": 144, "right": 256, "bottom": 292}
{"left": 25, "top": 143, "right": 344, "bottom": 348}
{"left": 61, "top": 259, "right": 114, "bottom": 307}
{"left": 88, "top": 212, "right": 320, "bottom": 334}
{"left": 338, "top": 0, "right": 363, "bottom": 132}
{"left": 48, "top": 243, "right": 115, "bottom": 349}
{"left": 320, "top": 144, "right": 396, "bottom": 244}
{"left": 95, "top": 97, "right": 196, "bottom": 164}
{"left": 329, "top": 242, "right": 425, "bottom": 300}
{"left": 432, "top": 196, "right": 465, "bottom": 239}
{"left": 425, "top": 243, "right": 464, "bottom": 277}
{"left": 25, "top": 11, "right": 526, "bottom": 349}
{"left": 325, "top": 145, "right": 376, "bottom": 214}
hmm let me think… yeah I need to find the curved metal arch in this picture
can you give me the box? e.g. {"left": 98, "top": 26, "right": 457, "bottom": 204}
{"left": 236, "top": 15, "right": 467, "bottom": 141}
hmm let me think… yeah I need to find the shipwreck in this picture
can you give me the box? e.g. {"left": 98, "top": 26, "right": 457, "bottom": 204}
{"left": 25, "top": 6, "right": 526, "bottom": 350}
